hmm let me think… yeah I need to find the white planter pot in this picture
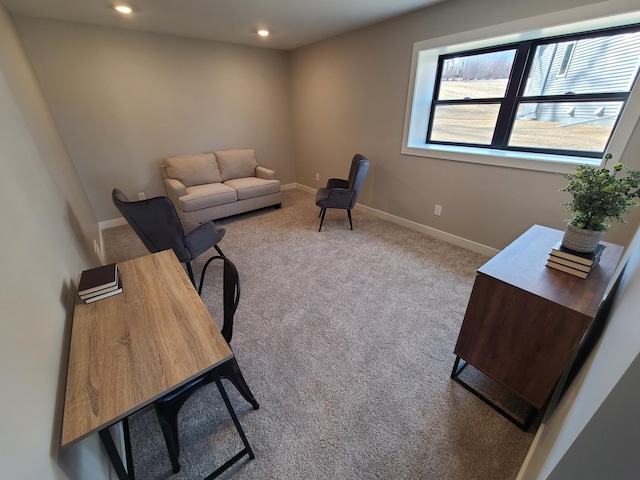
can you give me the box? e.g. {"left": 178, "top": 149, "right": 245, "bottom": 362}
{"left": 562, "top": 224, "right": 606, "bottom": 253}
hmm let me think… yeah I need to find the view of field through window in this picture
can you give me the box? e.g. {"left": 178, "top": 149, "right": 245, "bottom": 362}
{"left": 428, "top": 30, "right": 640, "bottom": 156}
{"left": 431, "top": 79, "right": 613, "bottom": 153}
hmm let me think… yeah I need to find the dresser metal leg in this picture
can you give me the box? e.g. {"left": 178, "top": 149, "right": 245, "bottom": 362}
{"left": 450, "top": 356, "right": 537, "bottom": 431}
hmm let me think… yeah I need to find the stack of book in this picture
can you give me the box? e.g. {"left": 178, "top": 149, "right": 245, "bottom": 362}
{"left": 546, "top": 241, "right": 605, "bottom": 279}
{"left": 77, "top": 263, "right": 123, "bottom": 303}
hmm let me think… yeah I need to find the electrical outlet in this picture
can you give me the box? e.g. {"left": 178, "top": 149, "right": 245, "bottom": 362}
{"left": 315, "top": 173, "right": 320, "bottom": 181}
{"left": 434, "top": 205, "right": 442, "bottom": 216}
{"left": 138, "top": 192, "right": 146, "bottom": 200}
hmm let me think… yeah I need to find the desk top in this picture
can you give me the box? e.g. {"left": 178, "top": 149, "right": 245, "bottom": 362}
{"left": 61, "top": 250, "right": 232, "bottom": 447}
{"left": 478, "top": 225, "right": 624, "bottom": 319}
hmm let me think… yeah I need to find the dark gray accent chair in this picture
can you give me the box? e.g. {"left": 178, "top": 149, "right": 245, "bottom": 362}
{"left": 112, "top": 188, "right": 225, "bottom": 292}
{"left": 315, "top": 154, "right": 370, "bottom": 231}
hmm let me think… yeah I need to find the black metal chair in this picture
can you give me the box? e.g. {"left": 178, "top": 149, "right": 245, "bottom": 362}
{"left": 153, "top": 255, "right": 260, "bottom": 474}
{"left": 112, "top": 188, "right": 225, "bottom": 293}
{"left": 315, "top": 154, "right": 370, "bottom": 231}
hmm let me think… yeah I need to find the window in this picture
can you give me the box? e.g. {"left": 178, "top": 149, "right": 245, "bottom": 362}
{"left": 403, "top": 10, "right": 640, "bottom": 172}
{"left": 427, "top": 26, "right": 640, "bottom": 159}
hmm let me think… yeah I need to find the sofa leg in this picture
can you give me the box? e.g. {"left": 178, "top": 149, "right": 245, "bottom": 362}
{"left": 274, "top": 203, "right": 282, "bottom": 209}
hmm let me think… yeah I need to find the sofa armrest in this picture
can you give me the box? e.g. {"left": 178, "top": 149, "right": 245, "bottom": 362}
{"left": 164, "top": 177, "right": 186, "bottom": 197}
{"left": 163, "top": 177, "right": 187, "bottom": 216}
{"left": 256, "top": 166, "right": 276, "bottom": 180}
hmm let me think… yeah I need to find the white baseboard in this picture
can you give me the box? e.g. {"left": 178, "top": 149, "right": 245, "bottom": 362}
{"left": 356, "top": 203, "right": 499, "bottom": 257}
{"left": 100, "top": 183, "right": 297, "bottom": 231}
{"left": 296, "top": 183, "right": 499, "bottom": 257}
{"left": 100, "top": 217, "right": 128, "bottom": 230}
{"left": 100, "top": 184, "right": 297, "bottom": 231}
{"left": 98, "top": 183, "right": 499, "bottom": 258}
{"left": 97, "top": 228, "right": 105, "bottom": 265}
{"left": 295, "top": 183, "right": 316, "bottom": 195}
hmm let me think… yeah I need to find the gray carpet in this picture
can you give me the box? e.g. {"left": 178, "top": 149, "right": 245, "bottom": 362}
{"left": 102, "top": 189, "right": 535, "bottom": 480}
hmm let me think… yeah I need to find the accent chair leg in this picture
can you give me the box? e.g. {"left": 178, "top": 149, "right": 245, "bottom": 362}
{"left": 185, "top": 262, "right": 196, "bottom": 288}
{"left": 318, "top": 208, "right": 327, "bottom": 232}
{"left": 347, "top": 209, "right": 353, "bottom": 230}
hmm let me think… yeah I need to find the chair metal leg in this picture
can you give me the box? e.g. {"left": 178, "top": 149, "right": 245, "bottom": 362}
{"left": 154, "top": 374, "right": 212, "bottom": 474}
{"left": 216, "top": 358, "right": 260, "bottom": 410}
{"left": 197, "top": 247, "right": 226, "bottom": 296}
{"left": 347, "top": 209, "right": 353, "bottom": 230}
{"left": 198, "top": 253, "right": 228, "bottom": 296}
{"left": 154, "top": 404, "right": 183, "bottom": 473}
{"left": 318, "top": 208, "right": 327, "bottom": 232}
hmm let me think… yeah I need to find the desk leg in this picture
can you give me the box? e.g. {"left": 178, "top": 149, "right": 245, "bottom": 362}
{"left": 451, "top": 356, "right": 537, "bottom": 431}
{"left": 99, "top": 418, "right": 135, "bottom": 480}
{"left": 203, "top": 373, "right": 255, "bottom": 479}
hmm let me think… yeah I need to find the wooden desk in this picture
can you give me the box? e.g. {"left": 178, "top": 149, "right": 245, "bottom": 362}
{"left": 61, "top": 250, "right": 253, "bottom": 478}
{"left": 452, "top": 225, "right": 623, "bottom": 428}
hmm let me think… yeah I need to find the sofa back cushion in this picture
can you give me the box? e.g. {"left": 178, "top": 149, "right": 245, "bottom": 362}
{"left": 164, "top": 153, "right": 221, "bottom": 187}
{"left": 215, "top": 149, "right": 258, "bottom": 182}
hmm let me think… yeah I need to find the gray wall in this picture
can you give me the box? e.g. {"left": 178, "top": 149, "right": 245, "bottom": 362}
{"left": 3, "top": 0, "right": 640, "bottom": 478}
{"left": 12, "top": 0, "right": 640, "bottom": 249}
{"left": 290, "top": 0, "right": 640, "bottom": 250}
{"left": 13, "top": 16, "right": 297, "bottom": 223}
{"left": 0, "top": 4, "right": 109, "bottom": 479}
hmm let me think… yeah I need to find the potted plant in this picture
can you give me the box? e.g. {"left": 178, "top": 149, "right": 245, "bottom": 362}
{"left": 561, "top": 153, "right": 640, "bottom": 252}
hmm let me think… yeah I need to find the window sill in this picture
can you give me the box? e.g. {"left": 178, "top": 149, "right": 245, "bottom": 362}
{"left": 400, "top": 143, "right": 599, "bottom": 174}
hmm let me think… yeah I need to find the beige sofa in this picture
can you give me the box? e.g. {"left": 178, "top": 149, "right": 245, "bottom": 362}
{"left": 160, "top": 149, "right": 281, "bottom": 224}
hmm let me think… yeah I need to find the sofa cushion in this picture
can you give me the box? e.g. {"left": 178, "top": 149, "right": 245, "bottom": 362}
{"left": 178, "top": 183, "right": 237, "bottom": 212}
{"left": 165, "top": 153, "right": 221, "bottom": 187}
{"left": 224, "top": 177, "right": 281, "bottom": 200}
{"left": 215, "top": 149, "right": 258, "bottom": 182}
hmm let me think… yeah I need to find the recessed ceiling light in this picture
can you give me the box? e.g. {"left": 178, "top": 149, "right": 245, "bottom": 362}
{"left": 257, "top": 29, "right": 270, "bottom": 37}
{"left": 113, "top": 4, "right": 133, "bottom": 14}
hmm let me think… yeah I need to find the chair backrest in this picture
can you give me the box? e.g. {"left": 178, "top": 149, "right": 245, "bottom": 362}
{"left": 347, "top": 154, "right": 370, "bottom": 208}
{"left": 112, "top": 188, "right": 191, "bottom": 262}
{"left": 199, "top": 255, "right": 240, "bottom": 343}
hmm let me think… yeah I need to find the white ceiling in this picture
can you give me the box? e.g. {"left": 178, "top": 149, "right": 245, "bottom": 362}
{"left": 3, "top": 0, "right": 445, "bottom": 50}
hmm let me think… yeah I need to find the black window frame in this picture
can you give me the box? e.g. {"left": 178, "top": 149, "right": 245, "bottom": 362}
{"left": 426, "top": 24, "right": 640, "bottom": 159}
